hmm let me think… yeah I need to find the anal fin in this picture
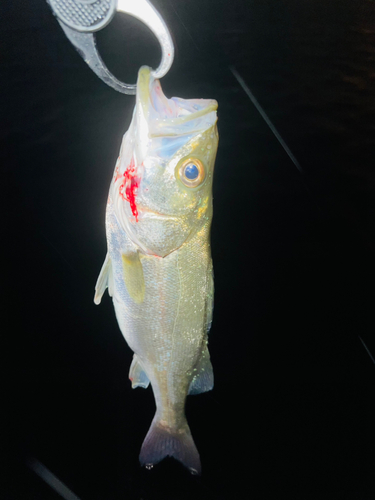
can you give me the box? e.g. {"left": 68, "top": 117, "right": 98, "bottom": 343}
{"left": 188, "top": 345, "right": 214, "bottom": 395}
{"left": 129, "top": 355, "right": 150, "bottom": 389}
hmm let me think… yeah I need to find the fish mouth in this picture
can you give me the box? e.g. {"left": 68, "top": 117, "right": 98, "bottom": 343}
{"left": 137, "top": 66, "right": 218, "bottom": 130}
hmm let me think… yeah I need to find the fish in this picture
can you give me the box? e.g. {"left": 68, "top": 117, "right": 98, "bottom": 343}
{"left": 94, "top": 66, "right": 218, "bottom": 474}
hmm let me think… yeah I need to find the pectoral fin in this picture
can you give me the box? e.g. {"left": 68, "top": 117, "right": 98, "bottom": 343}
{"left": 94, "top": 253, "right": 113, "bottom": 304}
{"left": 129, "top": 355, "right": 150, "bottom": 389}
{"left": 122, "top": 251, "right": 145, "bottom": 303}
{"left": 188, "top": 345, "right": 214, "bottom": 395}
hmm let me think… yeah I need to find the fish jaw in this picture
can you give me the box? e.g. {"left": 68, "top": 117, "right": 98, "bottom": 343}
{"left": 111, "top": 66, "right": 218, "bottom": 257}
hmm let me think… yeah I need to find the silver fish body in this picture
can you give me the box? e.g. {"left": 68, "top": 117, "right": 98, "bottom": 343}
{"left": 94, "top": 67, "right": 218, "bottom": 474}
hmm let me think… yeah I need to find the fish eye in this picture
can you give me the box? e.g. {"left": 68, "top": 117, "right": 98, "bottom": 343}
{"left": 177, "top": 158, "right": 205, "bottom": 188}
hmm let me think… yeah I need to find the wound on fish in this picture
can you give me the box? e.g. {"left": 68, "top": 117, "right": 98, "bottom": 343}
{"left": 119, "top": 157, "right": 140, "bottom": 221}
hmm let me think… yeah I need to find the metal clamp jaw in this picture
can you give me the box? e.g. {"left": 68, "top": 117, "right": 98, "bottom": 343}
{"left": 48, "top": 0, "right": 174, "bottom": 94}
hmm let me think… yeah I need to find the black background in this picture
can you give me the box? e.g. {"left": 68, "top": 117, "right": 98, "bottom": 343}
{"left": 2, "top": 0, "right": 375, "bottom": 499}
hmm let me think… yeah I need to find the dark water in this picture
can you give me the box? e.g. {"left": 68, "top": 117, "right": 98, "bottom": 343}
{"left": 2, "top": 1, "right": 375, "bottom": 499}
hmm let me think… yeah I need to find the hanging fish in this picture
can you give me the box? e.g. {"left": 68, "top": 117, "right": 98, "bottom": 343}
{"left": 94, "top": 66, "right": 218, "bottom": 474}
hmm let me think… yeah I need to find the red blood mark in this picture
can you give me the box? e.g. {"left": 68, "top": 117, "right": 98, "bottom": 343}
{"left": 119, "top": 157, "right": 140, "bottom": 221}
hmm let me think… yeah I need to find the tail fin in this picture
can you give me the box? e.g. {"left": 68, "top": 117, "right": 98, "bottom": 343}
{"left": 139, "top": 417, "right": 201, "bottom": 475}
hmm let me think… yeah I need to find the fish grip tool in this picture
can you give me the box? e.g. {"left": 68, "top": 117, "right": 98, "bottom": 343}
{"left": 47, "top": 0, "right": 174, "bottom": 94}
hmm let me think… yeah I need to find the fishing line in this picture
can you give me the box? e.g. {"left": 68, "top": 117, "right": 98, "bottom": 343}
{"left": 358, "top": 336, "right": 375, "bottom": 365}
{"left": 26, "top": 457, "right": 81, "bottom": 500}
{"left": 230, "top": 66, "right": 322, "bottom": 212}
{"left": 230, "top": 66, "right": 303, "bottom": 174}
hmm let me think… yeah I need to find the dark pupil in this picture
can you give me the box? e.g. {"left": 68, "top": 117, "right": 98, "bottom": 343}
{"left": 184, "top": 163, "right": 199, "bottom": 180}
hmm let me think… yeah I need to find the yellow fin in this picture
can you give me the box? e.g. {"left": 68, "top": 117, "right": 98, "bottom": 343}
{"left": 121, "top": 251, "right": 145, "bottom": 303}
